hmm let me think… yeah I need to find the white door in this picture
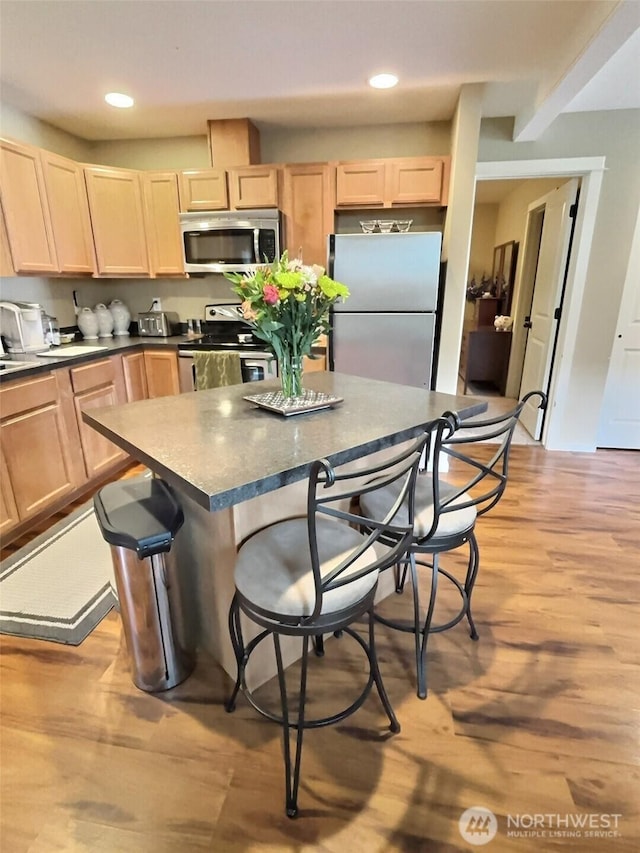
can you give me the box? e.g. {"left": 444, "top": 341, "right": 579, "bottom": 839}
{"left": 597, "top": 203, "right": 640, "bottom": 449}
{"left": 519, "top": 179, "right": 580, "bottom": 438}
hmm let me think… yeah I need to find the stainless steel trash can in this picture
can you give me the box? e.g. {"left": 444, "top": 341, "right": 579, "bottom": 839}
{"left": 94, "top": 476, "right": 194, "bottom": 692}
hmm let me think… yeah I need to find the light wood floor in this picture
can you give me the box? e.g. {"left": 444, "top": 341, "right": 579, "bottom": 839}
{"left": 1, "top": 446, "right": 639, "bottom": 851}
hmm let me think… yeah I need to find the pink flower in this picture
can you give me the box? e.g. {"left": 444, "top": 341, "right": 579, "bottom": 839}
{"left": 263, "top": 284, "right": 280, "bottom": 305}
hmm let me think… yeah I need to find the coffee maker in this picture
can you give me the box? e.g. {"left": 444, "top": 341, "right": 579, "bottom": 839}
{"left": 0, "top": 301, "right": 47, "bottom": 352}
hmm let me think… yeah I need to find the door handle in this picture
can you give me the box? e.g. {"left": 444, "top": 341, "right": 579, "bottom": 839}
{"left": 523, "top": 316, "right": 532, "bottom": 329}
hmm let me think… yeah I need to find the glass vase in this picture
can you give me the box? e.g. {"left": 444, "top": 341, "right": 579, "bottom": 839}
{"left": 278, "top": 351, "right": 304, "bottom": 399}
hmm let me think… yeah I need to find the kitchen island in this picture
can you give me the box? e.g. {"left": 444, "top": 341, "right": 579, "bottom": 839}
{"left": 84, "top": 372, "right": 486, "bottom": 685}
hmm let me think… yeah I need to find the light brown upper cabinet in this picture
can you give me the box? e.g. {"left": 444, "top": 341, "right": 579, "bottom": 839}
{"left": 0, "top": 137, "right": 59, "bottom": 273}
{"left": 178, "top": 169, "right": 228, "bottom": 211}
{"left": 228, "top": 165, "right": 279, "bottom": 209}
{"left": 0, "top": 207, "right": 16, "bottom": 277}
{"left": 141, "top": 171, "right": 185, "bottom": 277}
{"left": 84, "top": 165, "right": 151, "bottom": 276}
{"left": 335, "top": 160, "right": 386, "bottom": 207}
{"left": 40, "top": 150, "right": 96, "bottom": 274}
{"left": 335, "top": 156, "right": 451, "bottom": 208}
{"left": 282, "top": 163, "right": 334, "bottom": 267}
{"left": 208, "top": 118, "right": 261, "bottom": 168}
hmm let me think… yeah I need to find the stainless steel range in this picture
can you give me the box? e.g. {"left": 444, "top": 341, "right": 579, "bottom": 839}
{"left": 177, "top": 303, "right": 277, "bottom": 392}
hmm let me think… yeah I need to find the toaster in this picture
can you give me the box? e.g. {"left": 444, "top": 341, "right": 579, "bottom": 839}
{"left": 137, "top": 311, "right": 181, "bottom": 337}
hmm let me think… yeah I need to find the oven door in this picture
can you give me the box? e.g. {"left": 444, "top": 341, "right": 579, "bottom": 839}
{"left": 178, "top": 351, "right": 277, "bottom": 392}
{"left": 241, "top": 357, "right": 277, "bottom": 383}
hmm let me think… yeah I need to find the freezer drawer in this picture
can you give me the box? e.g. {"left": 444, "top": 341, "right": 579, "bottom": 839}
{"left": 331, "top": 312, "right": 436, "bottom": 389}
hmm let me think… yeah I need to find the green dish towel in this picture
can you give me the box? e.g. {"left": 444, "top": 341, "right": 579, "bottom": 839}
{"left": 193, "top": 350, "right": 243, "bottom": 390}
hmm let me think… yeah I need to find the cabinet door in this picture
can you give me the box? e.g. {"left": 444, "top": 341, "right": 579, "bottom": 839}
{"left": 0, "top": 448, "right": 19, "bottom": 537}
{"left": 74, "top": 384, "right": 128, "bottom": 477}
{"left": 282, "top": 163, "right": 334, "bottom": 267}
{"left": 335, "top": 161, "right": 385, "bottom": 207}
{"left": 0, "top": 206, "right": 15, "bottom": 276}
{"left": 144, "top": 350, "right": 180, "bottom": 398}
{"left": 0, "top": 374, "right": 80, "bottom": 520}
{"left": 228, "top": 166, "right": 279, "bottom": 209}
{"left": 84, "top": 166, "right": 150, "bottom": 276}
{"left": 178, "top": 169, "right": 228, "bottom": 211}
{"left": 70, "top": 358, "right": 128, "bottom": 476}
{"left": 122, "top": 351, "right": 148, "bottom": 401}
{"left": 40, "top": 150, "right": 96, "bottom": 274}
{"left": 142, "top": 171, "right": 185, "bottom": 276}
{"left": 0, "top": 137, "right": 59, "bottom": 273}
{"left": 386, "top": 157, "right": 444, "bottom": 205}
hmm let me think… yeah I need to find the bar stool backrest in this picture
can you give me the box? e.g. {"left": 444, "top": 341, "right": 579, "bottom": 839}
{"left": 420, "top": 390, "right": 547, "bottom": 544}
{"left": 303, "top": 433, "right": 429, "bottom": 624}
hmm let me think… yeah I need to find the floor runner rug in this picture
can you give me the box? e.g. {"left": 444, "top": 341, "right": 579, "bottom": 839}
{"left": 0, "top": 501, "right": 116, "bottom": 645}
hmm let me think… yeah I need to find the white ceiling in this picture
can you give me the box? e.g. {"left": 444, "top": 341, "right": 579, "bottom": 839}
{"left": 1, "top": 0, "right": 638, "bottom": 143}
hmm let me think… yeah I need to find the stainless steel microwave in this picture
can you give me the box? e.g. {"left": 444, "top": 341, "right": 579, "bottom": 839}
{"left": 179, "top": 208, "right": 281, "bottom": 274}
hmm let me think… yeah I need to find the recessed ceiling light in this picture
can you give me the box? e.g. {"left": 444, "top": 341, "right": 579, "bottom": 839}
{"left": 368, "top": 73, "right": 398, "bottom": 90}
{"left": 105, "top": 92, "right": 134, "bottom": 108}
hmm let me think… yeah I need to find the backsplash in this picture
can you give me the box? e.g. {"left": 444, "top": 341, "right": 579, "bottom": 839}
{"left": 0, "top": 274, "right": 239, "bottom": 327}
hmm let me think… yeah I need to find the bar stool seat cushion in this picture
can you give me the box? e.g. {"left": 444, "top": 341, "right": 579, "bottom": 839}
{"left": 234, "top": 518, "right": 379, "bottom": 618}
{"left": 360, "top": 478, "right": 476, "bottom": 540}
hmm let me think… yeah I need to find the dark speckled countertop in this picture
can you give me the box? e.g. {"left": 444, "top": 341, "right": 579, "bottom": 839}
{"left": 83, "top": 372, "right": 487, "bottom": 512}
{"left": 0, "top": 334, "right": 188, "bottom": 382}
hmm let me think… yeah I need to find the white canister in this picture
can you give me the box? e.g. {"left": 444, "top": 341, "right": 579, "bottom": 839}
{"left": 95, "top": 303, "right": 114, "bottom": 338}
{"left": 109, "top": 299, "right": 131, "bottom": 336}
{"left": 77, "top": 307, "right": 99, "bottom": 340}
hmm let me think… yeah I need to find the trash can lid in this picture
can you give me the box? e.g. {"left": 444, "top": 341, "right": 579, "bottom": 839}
{"left": 94, "top": 476, "right": 184, "bottom": 558}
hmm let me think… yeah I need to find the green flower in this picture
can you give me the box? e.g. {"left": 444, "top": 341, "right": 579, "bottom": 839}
{"left": 224, "top": 251, "right": 350, "bottom": 361}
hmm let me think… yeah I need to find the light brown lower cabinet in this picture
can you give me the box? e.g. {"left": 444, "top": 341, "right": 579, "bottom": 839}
{"left": 0, "top": 447, "right": 20, "bottom": 537}
{"left": 144, "top": 350, "right": 180, "bottom": 398}
{"left": 121, "top": 351, "right": 149, "bottom": 401}
{"left": 0, "top": 350, "right": 179, "bottom": 543}
{"left": 0, "top": 372, "right": 86, "bottom": 532}
{"left": 69, "top": 358, "right": 129, "bottom": 478}
{"left": 302, "top": 334, "right": 328, "bottom": 373}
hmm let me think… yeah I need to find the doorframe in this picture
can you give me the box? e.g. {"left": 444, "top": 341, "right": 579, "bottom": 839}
{"left": 475, "top": 158, "right": 605, "bottom": 449}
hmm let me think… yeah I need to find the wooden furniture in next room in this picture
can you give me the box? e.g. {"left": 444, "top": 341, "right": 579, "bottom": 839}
{"left": 459, "top": 296, "right": 512, "bottom": 394}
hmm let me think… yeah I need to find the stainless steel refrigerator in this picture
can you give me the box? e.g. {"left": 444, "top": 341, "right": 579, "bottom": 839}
{"left": 328, "top": 232, "right": 443, "bottom": 388}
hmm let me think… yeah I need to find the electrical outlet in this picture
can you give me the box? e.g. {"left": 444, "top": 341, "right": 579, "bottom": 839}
{"left": 151, "top": 298, "right": 162, "bottom": 312}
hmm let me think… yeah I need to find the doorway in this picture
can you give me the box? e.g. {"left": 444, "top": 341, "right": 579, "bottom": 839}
{"left": 460, "top": 177, "right": 563, "bottom": 409}
{"left": 469, "top": 158, "right": 605, "bottom": 450}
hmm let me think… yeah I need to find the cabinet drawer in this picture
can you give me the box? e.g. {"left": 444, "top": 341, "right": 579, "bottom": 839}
{"left": 70, "top": 358, "right": 115, "bottom": 393}
{"left": 0, "top": 373, "right": 58, "bottom": 419}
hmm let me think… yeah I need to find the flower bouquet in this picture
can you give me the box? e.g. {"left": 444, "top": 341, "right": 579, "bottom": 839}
{"left": 224, "top": 251, "right": 349, "bottom": 398}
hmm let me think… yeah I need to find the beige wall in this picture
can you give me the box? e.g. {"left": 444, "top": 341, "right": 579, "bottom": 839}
{"left": 260, "top": 121, "right": 451, "bottom": 163}
{"left": 468, "top": 204, "right": 498, "bottom": 282}
{"left": 478, "top": 111, "right": 640, "bottom": 448}
{"left": 0, "top": 102, "right": 92, "bottom": 161}
{"left": 89, "top": 136, "right": 210, "bottom": 169}
{"left": 88, "top": 122, "right": 451, "bottom": 169}
{"left": 493, "top": 179, "right": 565, "bottom": 248}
